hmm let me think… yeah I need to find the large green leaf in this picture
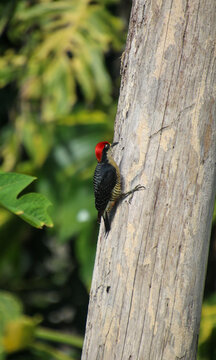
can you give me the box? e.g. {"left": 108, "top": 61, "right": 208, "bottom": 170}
{"left": 0, "top": 172, "right": 53, "bottom": 228}
{"left": 0, "top": 292, "right": 38, "bottom": 355}
{"left": 0, "top": 291, "right": 22, "bottom": 335}
{"left": 0, "top": 291, "right": 22, "bottom": 359}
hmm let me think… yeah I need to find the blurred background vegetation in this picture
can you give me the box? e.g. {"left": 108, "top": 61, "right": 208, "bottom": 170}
{"left": 0, "top": 0, "right": 215, "bottom": 359}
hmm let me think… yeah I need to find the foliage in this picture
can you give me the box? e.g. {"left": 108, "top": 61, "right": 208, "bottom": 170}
{"left": 0, "top": 291, "right": 83, "bottom": 360}
{"left": 198, "top": 294, "right": 216, "bottom": 360}
{"left": 0, "top": 0, "right": 123, "bottom": 172}
{"left": 0, "top": 0, "right": 124, "bottom": 359}
{"left": 0, "top": 172, "right": 53, "bottom": 228}
{"left": 212, "top": 202, "right": 216, "bottom": 224}
{"left": 0, "top": 0, "right": 123, "bottom": 277}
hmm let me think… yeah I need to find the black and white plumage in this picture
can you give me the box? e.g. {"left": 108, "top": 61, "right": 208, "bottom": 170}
{"left": 93, "top": 142, "right": 121, "bottom": 233}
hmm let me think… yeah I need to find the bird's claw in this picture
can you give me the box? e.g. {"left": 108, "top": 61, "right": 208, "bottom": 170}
{"left": 122, "top": 184, "right": 145, "bottom": 203}
{"left": 134, "top": 184, "right": 145, "bottom": 191}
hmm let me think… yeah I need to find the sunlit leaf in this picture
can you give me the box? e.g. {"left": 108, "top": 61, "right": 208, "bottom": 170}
{"left": 3, "top": 316, "right": 36, "bottom": 354}
{"left": 58, "top": 109, "right": 108, "bottom": 125}
{"left": 0, "top": 291, "right": 22, "bottom": 335}
{"left": 0, "top": 292, "right": 39, "bottom": 355}
{"left": 21, "top": 120, "right": 53, "bottom": 166}
{"left": 198, "top": 294, "right": 216, "bottom": 359}
{"left": 0, "top": 291, "right": 22, "bottom": 359}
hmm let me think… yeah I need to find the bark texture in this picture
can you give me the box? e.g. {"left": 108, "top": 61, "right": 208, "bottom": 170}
{"left": 82, "top": 0, "right": 216, "bottom": 359}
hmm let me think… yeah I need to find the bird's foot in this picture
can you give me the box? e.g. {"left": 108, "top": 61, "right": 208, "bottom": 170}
{"left": 121, "top": 184, "right": 145, "bottom": 203}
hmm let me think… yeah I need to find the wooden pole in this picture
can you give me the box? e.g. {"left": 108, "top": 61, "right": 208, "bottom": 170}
{"left": 82, "top": 0, "right": 216, "bottom": 358}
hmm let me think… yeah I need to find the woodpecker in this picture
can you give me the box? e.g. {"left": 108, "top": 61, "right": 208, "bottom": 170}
{"left": 93, "top": 141, "right": 144, "bottom": 233}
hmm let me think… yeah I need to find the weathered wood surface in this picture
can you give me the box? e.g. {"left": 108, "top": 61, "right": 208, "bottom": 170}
{"left": 82, "top": 0, "right": 216, "bottom": 359}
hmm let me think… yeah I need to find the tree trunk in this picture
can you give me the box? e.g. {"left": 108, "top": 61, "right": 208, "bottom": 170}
{"left": 82, "top": 0, "right": 216, "bottom": 359}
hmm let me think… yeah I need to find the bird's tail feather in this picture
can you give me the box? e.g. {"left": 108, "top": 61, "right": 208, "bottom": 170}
{"left": 103, "top": 212, "right": 110, "bottom": 234}
{"left": 97, "top": 213, "right": 101, "bottom": 224}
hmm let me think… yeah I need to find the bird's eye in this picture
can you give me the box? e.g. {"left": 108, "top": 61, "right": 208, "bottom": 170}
{"left": 105, "top": 144, "right": 109, "bottom": 149}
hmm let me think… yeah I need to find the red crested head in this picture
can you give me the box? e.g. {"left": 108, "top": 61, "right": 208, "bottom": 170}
{"left": 95, "top": 141, "right": 110, "bottom": 162}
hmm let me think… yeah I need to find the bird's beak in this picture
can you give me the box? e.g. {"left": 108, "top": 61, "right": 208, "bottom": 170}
{"left": 111, "top": 142, "right": 118, "bottom": 147}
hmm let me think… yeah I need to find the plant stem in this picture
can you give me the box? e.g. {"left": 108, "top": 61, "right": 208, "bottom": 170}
{"left": 31, "top": 341, "right": 76, "bottom": 360}
{"left": 35, "top": 327, "right": 83, "bottom": 349}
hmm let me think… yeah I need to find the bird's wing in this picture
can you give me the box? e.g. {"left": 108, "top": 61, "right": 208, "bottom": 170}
{"left": 93, "top": 163, "right": 117, "bottom": 213}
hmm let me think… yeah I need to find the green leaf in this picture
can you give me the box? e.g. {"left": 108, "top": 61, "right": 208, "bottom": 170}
{"left": 0, "top": 291, "right": 23, "bottom": 335}
{"left": 0, "top": 291, "right": 23, "bottom": 359}
{"left": 212, "top": 201, "right": 216, "bottom": 224}
{"left": 58, "top": 109, "right": 108, "bottom": 125}
{"left": 0, "top": 291, "right": 39, "bottom": 355}
{"left": 3, "top": 316, "right": 37, "bottom": 354}
{"left": 198, "top": 294, "right": 216, "bottom": 359}
{"left": 0, "top": 347, "right": 5, "bottom": 360}
{"left": 0, "top": 172, "right": 53, "bottom": 228}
